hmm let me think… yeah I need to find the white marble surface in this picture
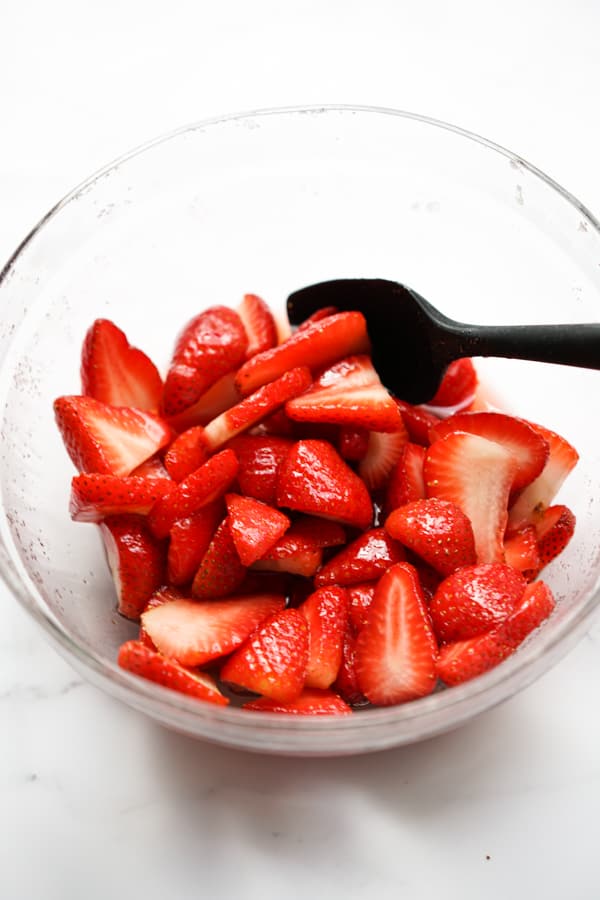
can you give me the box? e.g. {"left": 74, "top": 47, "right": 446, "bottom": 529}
{"left": 2, "top": 2, "right": 600, "bottom": 898}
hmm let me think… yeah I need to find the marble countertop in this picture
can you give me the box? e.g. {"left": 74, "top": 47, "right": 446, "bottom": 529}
{"left": 2, "top": 2, "right": 600, "bottom": 897}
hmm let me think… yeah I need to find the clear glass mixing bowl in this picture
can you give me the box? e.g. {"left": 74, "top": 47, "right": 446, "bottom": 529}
{"left": 1, "top": 106, "right": 599, "bottom": 755}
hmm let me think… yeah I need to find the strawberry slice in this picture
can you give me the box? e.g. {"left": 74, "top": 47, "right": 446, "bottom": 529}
{"left": 167, "top": 500, "right": 223, "bottom": 585}
{"left": 162, "top": 306, "right": 248, "bottom": 416}
{"left": 163, "top": 426, "right": 210, "bottom": 482}
{"left": 252, "top": 548, "right": 323, "bottom": 577}
{"left": 220, "top": 609, "right": 309, "bottom": 702}
{"left": 338, "top": 427, "right": 370, "bottom": 461}
{"left": 250, "top": 408, "right": 296, "bottom": 438}
{"left": 70, "top": 473, "right": 174, "bottom": 522}
{"left": 436, "top": 580, "right": 555, "bottom": 686}
{"left": 54, "top": 396, "right": 172, "bottom": 477}
{"left": 503, "top": 526, "right": 541, "bottom": 580}
{"left": 358, "top": 429, "right": 408, "bottom": 491}
{"left": 315, "top": 528, "right": 405, "bottom": 588}
{"left": 118, "top": 640, "right": 229, "bottom": 705}
{"left": 425, "top": 431, "right": 518, "bottom": 564}
{"left": 285, "top": 355, "right": 404, "bottom": 432}
{"left": 334, "top": 626, "right": 368, "bottom": 706}
{"left": 203, "top": 367, "right": 312, "bottom": 450}
{"left": 148, "top": 448, "right": 239, "bottom": 539}
{"left": 81, "top": 319, "right": 163, "bottom": 412}
{"left": 99, "top": 514, "right": 167, "bottom": 619}
{"left": 355, "top": 562, "right": 438, "bottom": 706}
{"left": 237, "top": 293, "right": 278, "bottom": 358}
{"left": 235, "top": 311, "right": 371, "bottom": 396}
{"left": 252, "top": 515, "right": 346, "bottom": 576}
{"left": 225, "top": 493, "right": 290, "bottom": 566}
{"left": 226, "top": 435, "right": 294, "bottom": 504}
{"left": 191, "top": 518, "right": 247, "bottom": 598}
{"left": 296, "top": 306, "right": 339, "bottom": 331}
{"left": 244, "top": 688, "right": 352, "bottom": 715}
{"left": 138, "top": 585, "right": 184, "bottom": 648}
{"left": 395, "top": 399, "right": 441, "bottom": 446}
{"left": 385, "top": 498, "right": 476, "bottom": 577}
{"left": 276, "top": 440, "right": 373, "bottom": 530}
{"left": 299, "top": 586, "right": 349, "bottom": 689}
{"left": 426, "top": 358, "right": 478, "bottom": 412}
{"left": 165, "top": 373, "right": 240, "bottom": 433}
{"left": 347, "top": 583, "right": 377, "bottom": 632}
{"left": 429, "top": 562, "right": 527, "bottom": 643}
{"left": 383, "top": 443, "right": 426, "bottom": 514}
{"left": 131, "top": 457, "right": 172, "bottom": 480}
{"left": 141, "top": 594, "right": 285, "bottom": 665}
{"left": 535, "top": 504, "right": 576, "bottom": 571}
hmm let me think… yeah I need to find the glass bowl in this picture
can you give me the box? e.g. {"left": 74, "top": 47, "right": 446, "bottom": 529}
{"left": 1, "top": 105, "right": 599, "bottom": 756}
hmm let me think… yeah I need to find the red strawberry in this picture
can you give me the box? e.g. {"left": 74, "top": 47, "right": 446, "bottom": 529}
{"left": 250, "top": 408, "right": 296, "bottom": 438}
{"left": 131, "top": 457, "right": 172, "bottom": 480}
{"left": 54, "top": 396, "right": 172, "bottom": 477}
{"left": 80, "top": 319, "right": 163, "bottom": 412}
{"left": 299, "top": 586, "right": 349, "bottom": 689}
{"left": 395, "top": 399, "right": 441, "bottom": 446}
{"left": 338, "top": 427, "right": 370, "bottom": 461}
{"left": 235, "top": 311, "right": 371, "bottom": 396}
{"left": 220, "top": 609, "right": 309, "bottom": 702}
{"left": 69, "top": 473, "right": 174, "bottom": 522}
{"left": 276, "top": 440, "right": 373, "bottom": 530}
{"left": 296, "top": 306, "right": 339, "bottom": 331}
{"left": 252, "top": 515, "right": 346, "bottom": 577}
{"left": 226, "top": 435, "right": 293, "bottom": 504}
{"left": 334, "top": 627, "right": 368, "bottom": 706}
{"left": 347, "top": 583, "right": 376, "bottom": 632}
{"left": 162, "top": 306, "right": 248, "bottom": 416}
{"left": 385, "top": 498, "right": 476, "bottom": 577}
{"left": 252, "top": 549, "right": 322, "bottom": 577}
{"left": 315, "top": 528, "right": 405, "bottom": 588}
{"left": 244, "top": 688, "right": 352, "bottom": 715}
{"left": 237, "top": 293, "right": 278, "bottom": 358}
{"left": 285, "top": 355, "right": 404, "bottom": 432}
{"left": 118, "top": 640, "right": 228, "bottom": 705}
{"left": 503, "top": 526, "right": 541, "bottom": 580}
{"left": 191, "top": 518, "right": 247, "bottom": 599}
{"left": 427, "top": 358, "right": 477, "bottom": 411}
{"left": 163, "top": 426, "right": 210, "bottom": 482}
{"left": 166, "top": 373, "right": 240, "bottom": 433}
{"left": 355, "top": 562, "right": 438, "bottom": 706}
{"left": 167, "top": 500, "right": 223, "bottom": 585}
{"left": 99, "top": 514, "right": 167, "bottom": 619}
{"left": 436, "top": 580, "right": 555, "bottom": 686}
{"left": 429, "top": 562, "right": 527, "bottom": 644}
{"left": 148, "top": 448, "right": 239, "bottom": 539}
{"left": 138, "top": 585, "right": 184, "bottom": 648}
{"left": 225, "top": 493, "right": 290, "bottom": 566}
{"left": 535, "top": 504, "right": 576, "bottom": 571}
{"left": 384, "top": 443, "right": 426, "bottom": 514}
{"left": 358, "top": 429, "right": 408, "bottom": 491}
{"left": 425, "top": 432, "right": 518, "bottom": 563}
{"left": 204, "top": 367, "right": 312, "bottom": 449}
{"left": 141, "top": 594, "right": 285, "bottom": 665}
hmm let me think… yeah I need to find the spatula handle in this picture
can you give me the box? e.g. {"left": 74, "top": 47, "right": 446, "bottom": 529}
{"left": 452, "top": 323, "right": 600, "bottom": 370}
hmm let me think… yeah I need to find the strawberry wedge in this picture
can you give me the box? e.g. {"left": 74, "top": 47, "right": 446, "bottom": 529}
{"left": 118, "top": 640, "right": 229, "bottom": 705}
{"left": 70, "top": 473, "right": 174, "bottom": 522}
{"left": 100, "top": 514, "right": 167, "bottom": 619}
{"left": 244, "top": 688, "right": 352, "bottom": 715}
{"left": 237, "top": 293, "right": 278, "bottom": 358}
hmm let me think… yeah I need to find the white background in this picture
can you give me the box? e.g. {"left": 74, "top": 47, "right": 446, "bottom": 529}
{"left": 2, "top": 2, "right": 600, "bottom": 898}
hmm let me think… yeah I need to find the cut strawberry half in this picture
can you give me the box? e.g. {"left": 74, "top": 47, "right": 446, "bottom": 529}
{"left": 225, "top": 493, "right": 290, "bottom": 566}
{"left": 165, "top": 373, "right": 240, "bottom": 433}
{"left": 167, "top": 500, "right": 223, "bottom": 586}
{"left": 535, "top": 504, "right": 576, "bottom": 571}
{"left": 163, "top": 426, "right": 211, "bottom": 482}
{"left": 54, "top": 395, "right": 172, "bottom": 477}
{"left": 347, "top": 583, "right": 377, "bottom": 632}
{"left": 358, "top": 429, "right": 408, "bottom": 491}
{"left": 426, "top": 358, "right": 478, "bottom": 411}
{"left": 383, "top": 442, "right": 426, "bottom": 514}
{"left": 191, "top": 518, "right": 247, "bottom": 599}
{"left": 118, "top": 640, "right": 229, "bottom": 705}
{"left": 385, "top": 498, "right": 476, "bottom": 577}
{"left": 252, "top": 515, "right": 346, "bottom": 577}
{"left": 252, "top": 549, "right": 323, "bottom": 577}
{"left": 296, "top": 306, "right": 339, "bottom": 331}
{"left": 503, "top": 526, "right": 541, "bottom": 580}
{"left": 395, "top": 399, "right": 441, "bottom": 446}
{"left": 315, "top": 528, "right": 405, "bottom": 588}
{"left": 355, "top": 562, "right": 438, "bottom": 706}
{"left": 70, "top": 473, "right": 174, "bottom": 522}
{"left": 299, "top": 586, "right": 349, "bottom": 689}
{"left": 138, "top": 585, "right": 184, "bottom": 648}
{"left": 338, "top": 427, "right": 370, "bottom": 461}
{"left": 226, "top": 435, "right": 294, "bottom": 504}
{"left": 237, "top": 293, "right": 278, "bottom": 358}
{"left": 100, "top": 514, "right": 167, "bottom": 619}
{"left": 244, "top": 688, "right": 352, "bottom": 715}
{"left": 334, "top": 626, "right": 368, "bottom": 706}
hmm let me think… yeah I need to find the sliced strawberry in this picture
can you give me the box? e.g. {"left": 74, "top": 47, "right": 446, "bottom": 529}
{"left": 138, "top": 585, "right": 184, "bottom": 648}
{"left": 54, "top": 396, "right": 172, "bottom": 477}
{"left": 299, "top": 586, "right": 349, "bottom": 689}
{"left": 358, "top": 429, "right": 408, "bottom": 491}
{"left": 315, "top": 528, "right": 405, "bottom": 588}
{"left": 166, "top": 373, "right": 240, "bottom": 433}
{"left": 148, "top": 448, "right": 239, "bottom": 539}
{"left": 118, "top": 640, "right": 229, "bottom": 705}
{"left": 296, "top": 306, "right": 339, "bottom": 331}
{"left": 99, "top": 514, "right": 167, "bottom": 619}
{"left": 274, "top": 312, "right": 293, "bottom": 344}
{"left": 355, "top": 562, "right": 438, "bottom": 706}
{"left": 226, "top": 435, "right": 294, "bottom": 504}
{"left": 427, "top": 358, "right": 477, "bottom": 411}
{"left": 225, "top": 493, "right": 290, "bottom": 566}
{"left": 346, "top": 583, "right": 376, "bottom": 632}
{"left": 81, "top": 319, "right": 163, "bottom": 412}
{"left": 237, "top": 293, "right": 278, "bottom": 358}
{"left": 503, "top": 526, "right": 541, "bottom": 580}
{"left": 383, "top": 443, "right": 426, "bottom": 514}
{"left": 250, "top": 408, "right": 296, "bottom": 438}
{"left": 385, "top": 498, "right": 476, "bottom": 577}
{"left": 220, "top": 609, "right": 309, "bottom": 702}
{"left": 395, "top": 399, "right": 441, "bottom": 446}
{"left": 252, "top": 550, "right": 322, "bottom": 577}
{"left": 252, "top": 515, "right": 346, "bottom": 577}
{"left": 131, "top": 457, "right": 172, "bottom": 480}
{"left": 276, "top": 440, "right": 373, "bottom": 530}
{"left": 334, "top": 627, "right": 368, "bottom": 706}
{"left": 425, "top": 432, "right": 518, "bottom": 564}
{"left": 163, "top": 426, "right": 210, "bottom": 482}
{"left": 162, "top": 306, "right": 248, "bottom": 416}
{"left": 204, "top": 366, "right": 312, "bottom": 450}
{"left": 338, "top": 427, "right": 370, "bottom": 461}
{"left": 429, "top": 562, "right": 527, "bottom": 644}
{"left": 191, "top": 518, "right": 247, "bottom": 599}
{"left": 436, "top": 580, "right": 555, "bottom": 686}
{"left": 535, "top": 504, "right": 576, "bottom": 571}
{"left": 141, "top": 594, "right": 285, "bottom": 665}
{"left": 70, "top": 473, "right": 174, "bottom": 522}
{"left": 244, "top": 688, "right": 352, "bottom": 715}
{"left": 235, "top": 311, "right": 371, "bottom": 396}
{"left": 167, "top": 500, "right": 223, "bottom": 585}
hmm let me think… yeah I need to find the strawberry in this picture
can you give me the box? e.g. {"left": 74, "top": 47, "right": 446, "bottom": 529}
{"left": 338, "top": 427, "right": 370, "bottom": 461}
{"left": 167, "top": 500, "right": 223, "bottom": 585}
{"left": 235, "top": 311, "right": 371, "bottom": 396}
{"left": 220, "top": 609, "right": 309, "bottom": 702}
{"left": 395, "top": 399, "right": 441, "bottom": 446}
{"left": 315, "top": 528, "right": 405, "bottom": 588}
{"left": 334, "top": 626, "right": 368, "bottom": 706}
{"left": 299, "top": 586, "right": 349, "bottom": 688}
{"left": 285, "top": 355, "right": 404, "bottom": 432}
{"left": 436, "top": 580, "right": 555, "bottom": 686}
{"left": 162, "top": 306, "right": 248, "bottom": 416}
{"left": 203, "top": 367, "right": 312, "bottom": 450}
{"left": 296, "top": 306, "right": 339, "bottom": 331}
{"left": 131, "top": 457, "right": 172, "bottom": 480}
{"left": 148, "top": 448, "right": 239, "bottom": 539}
{"left": 383, "top": 443, "right": 426, "bottom": 514}
{"left": 118, "top": 640, "right": 229, "bottom": 705}
{"left": 165, "top": 373, "right": 240, "bottom": 433}
{"left": 358, "top": 429, "right": 408, "bottom": 491}
{"left": 430, "top": 412, "right": 549, "bottom": 492}
{"left": 54, "top": 396, "right": 172, "bottom": 477}
{"left": 138, "top": 585, "right": 184, "bottom": 648}
{"left": 163, "top": 426, "right": 210, "bottom": 482}
{"left": 425, "top": 431, "right": 518, "bottom": 564}
{"left": 426, "top": 358, "right": 477, "bottom": 411}
{"left": 99, "top": 514, "right": 167, "bottom": 619}
{"left": 535, "top": 504, "right": 576, "bottom": 571}
{"left": 250, "top": 408, "right": 296, "bottom": 438}
{"left": 225, "top": 493, "right": 290, "bottom": 566}
{"left": 252, "top": 515, "right": 346, "bottom": 576}
{"left": 226, "top": 435, "right": 293, "bottom": 504}
{"left": 191, "top": 518, "right": 247, "bottom": 598}
{"left": 347, "top": 583, "right": 376, "bottom": 632}
{"left": 429, "top": 562, "right": 527, "bottom": 643}
{"left": 244, "top": 688, "right": 352, "bottom": 715}
{"left": 252, "top": 549, "right": 322, "bottom": 577}
{"left": 503, "top": 526, "right": 541, "bottom": 580}
{"left": 385, "top": 498, "right": 476, "bottom": 577}
{"left": 237, "top": 293, "right": 278, "bottom": 358}
{"left": 141, "top": 594, "right": 285, "bottom": 665}
{"left": 276, "top": 440, "right": 373, "bottom": 530}
{"left": 355, "top": 562, "right": 438, "bottom": 706}
{"left": 80, "top": 319, "right": 163, "bottom": 412}
{"left": 69, "top": 473, "right": 174, "bottom": 522}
